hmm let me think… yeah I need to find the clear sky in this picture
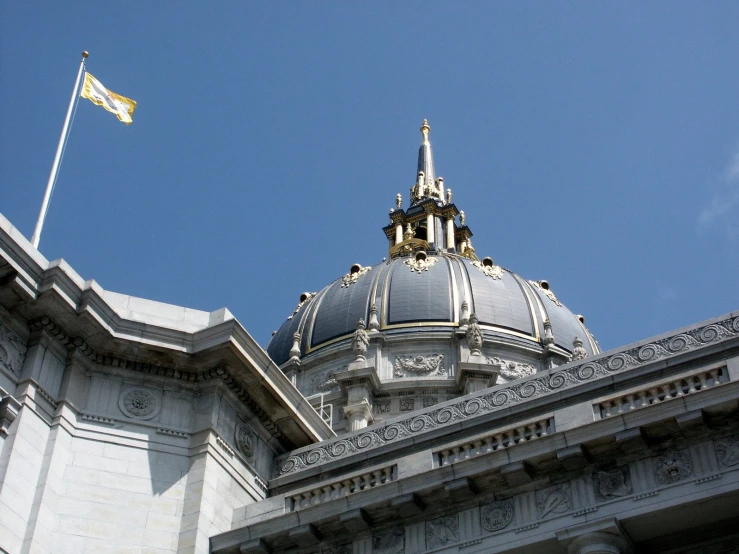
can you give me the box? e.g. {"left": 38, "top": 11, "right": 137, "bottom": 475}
{"left": 1, "top": 3, "right": 738, "bottom": 351}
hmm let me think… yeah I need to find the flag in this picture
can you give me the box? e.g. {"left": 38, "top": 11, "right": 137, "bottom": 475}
{"left": 80, "top": 72, "right": 137, "bottom": 125}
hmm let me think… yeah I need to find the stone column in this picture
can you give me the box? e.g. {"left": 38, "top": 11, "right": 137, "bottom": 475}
{"left": 426, "top": 213, "right": 435, "bottom": 245}
{"left": 446, "top": 217, "right": 454, "bottom": 250}
{"left": 395, "top": 224, "right": 403, "bottom": 245}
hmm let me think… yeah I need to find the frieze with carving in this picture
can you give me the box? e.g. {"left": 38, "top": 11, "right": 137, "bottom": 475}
{"left": 528, "top": 280, "right": 562, "bottom": 306}
{"left": 654, "top": 450, "right": 693, "bottom": 484}
{"left": 394, "top": 354, "right": 445, "bottom": 377}
{"left": 489, "top": 357, "right": 536, "bottom": 381}
{"left": 592, "top": 466, "right": 632, "bottom": 501}
{"left": 480, "top": 500, "right": 514, "bottom": 532}
{"left": 0, "top": 323, "right": 27, "bottom": 376}
{"left": 471, "top": 259, "right": 504, "bottom": 279}
{"left": 372, "top": 527, "right": 404, "bottom": 554}
{"left": 275, "top": 316, "right": 739, "bottom": 476}
{"left": 404, "top": 255, "right": 438, "bottom": 273}
{"left": 341, "top": 265, "right": 371, "bottom": 287}
{"left": 536, "top": 484, "right": 572, "bottom": 518}
{"left": 426, "top": 515, "right": 459, "bottom": 549}
{"left": 715, "top": 437, "right": 739, "bottom": 468}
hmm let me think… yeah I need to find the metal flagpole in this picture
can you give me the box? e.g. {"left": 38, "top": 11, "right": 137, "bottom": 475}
{"left": 30, "top": 51, "right": 89, "bottom": 249}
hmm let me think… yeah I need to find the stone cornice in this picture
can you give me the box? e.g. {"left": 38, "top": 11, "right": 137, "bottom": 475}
{"left": 0, "top": 212, "right": 334, "bottom": 447}
{"left": 274, "top": 312, "right": 739, "bottom": 478}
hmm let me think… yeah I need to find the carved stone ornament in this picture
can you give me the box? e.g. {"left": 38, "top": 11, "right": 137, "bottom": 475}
{"left": 489, "top": 357, "right": 535, "bottom": 381}
{"left": 275, "top": 316, "right": 739, "bottom": 477}
{"left": 0, "top": 323, "right": 27, "bottom": 376}
{"left": 118, "top": 387, "right": 160, "bottom": 420}
{"left": 536, "top": 484, "right": 572, "bottom": 518}
{"left": 372, "top": 527, "right": 404, "bottom": 554}
{"left": 426, "top": 515, "right": 459, "bottom": 549}
{"left": 654, "top": 449, "right": 693, "bottom": 484}
{"left": 235, "top": 422, "right": 256, "bottom": 460}
{"left": 466, "top": 313, "right": 483, "bottom": 356}
{"left": 529, "top": 280, "right": 562, "bottom": 306}
{"left": 395, "top": 193, "right": 402, "bottom": 209}
{"left": 422, "top": 397, "right": 438, "bottom": 408}
{"left": 715, "top": 437, "right": 739, "bottom": 468}
{"left": 310, "top": 368, "right": 345, "bottom": 395}
{"left": 352, "top": 319, "right": 369, "bottom": 361}
{"left": 341, "top": 265, "right": 371, "bottom": 287}
{"left": 480, "top": 499, "right": 514, "bottom": 532}
{"left": 394, "top": 354, "right": 445, "bottom": 377}
{"left": 592, "top": 466, "right": 632, "bottom": 501}
{"left": 404, "top": 255, "right": 438, "bottom": 273}
{"left": 399, "top": 398, "right": 415, "bottom": 411}
{"left": 471, "top": 260, "right": 504, "bottom": 279}
{"left": 569, "top": 336, "right": 588, "bottom": 362}
{"left": 374, "top": 401, "right": 391, "bottom": 414}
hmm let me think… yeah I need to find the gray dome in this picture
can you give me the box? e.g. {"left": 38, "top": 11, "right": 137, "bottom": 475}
{"left": 267, "top": 253, "right": 599, "bottom": 366}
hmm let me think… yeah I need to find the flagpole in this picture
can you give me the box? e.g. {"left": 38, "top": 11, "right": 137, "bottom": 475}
{"left": 30, "top": 51, "right": 89, "bottom": 249}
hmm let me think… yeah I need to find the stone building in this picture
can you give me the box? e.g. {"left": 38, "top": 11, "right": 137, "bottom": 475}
{"left": 1, "top": 121, "right": 738, "bottom": 554}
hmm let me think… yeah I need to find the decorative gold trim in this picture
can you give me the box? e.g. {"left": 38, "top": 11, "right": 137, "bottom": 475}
{"left": 404, "top": 256, "right": 438, "bottom": 273}
{"left": 389, "top": 238, "right": 430, "bottom": 259}
{"left": 529, "top": 280, "right": 562, "bottom": 307}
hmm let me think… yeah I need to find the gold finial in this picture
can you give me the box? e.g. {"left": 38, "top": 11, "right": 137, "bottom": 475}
{"left": 420, "top": 119, "right": 430, "bottom": 143}
{"left": 82, "top": 51, "right": 89, "bottom": 59}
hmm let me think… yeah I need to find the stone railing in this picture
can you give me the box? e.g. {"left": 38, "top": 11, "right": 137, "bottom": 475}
{"left": 436, "top": 416, "right": 553, "bottom": 467}
{"left": 287, "top": 465, "right": 396, "bottom": 512}
{"left": 594, "top": 366, "right": 728, "bottom": 420}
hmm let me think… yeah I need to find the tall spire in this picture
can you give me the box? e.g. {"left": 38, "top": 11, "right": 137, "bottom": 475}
{"left": 417, "top": 119, "right": 436, "bottom": 192}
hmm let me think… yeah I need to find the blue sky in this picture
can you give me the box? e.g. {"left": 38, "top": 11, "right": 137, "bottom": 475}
{"left": 1, "top": 3, "right": 738, "bottom": 351}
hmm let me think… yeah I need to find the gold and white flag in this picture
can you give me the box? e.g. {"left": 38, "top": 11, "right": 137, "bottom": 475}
{"left": 80, "top": 72, "right": 137, "bottom": 125}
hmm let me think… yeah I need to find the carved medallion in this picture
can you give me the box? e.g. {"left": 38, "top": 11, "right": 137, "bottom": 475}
{"left": 426, "top": 515, "right": 459, "bottom": 548}
{"left": 480, "top": 499, "right": 514, "bottom": 532}
{"left": 118, "top": 387, "right": 159, "bottom": 420}
{"left": 341, "top": 265, "right": 371, "bottom": 287}
{"left": 536, "top": 484, "right": 572, "bottom": 518}
{"left": 394, "top": 354, "right": 445, "bottom": 377}
{"left": 404, "top": 256, "right": 438, "bottom": 273}
{"left": 529, "top": 280, "right": 562, "bottom": 306}
{"left": 0, "top": 324, "right": 27, "bottom": 376}
{"left": 592, "top": 466, "right": 632, "bottom": 501}
{"left": 715, "top": 438, "right": 739, "bottom": 468}
{"left": 471, "top": 260, "right": 504, "bottom": 279}
{"left": 489, "top": 357, "right": 535, "bottom": 381}
{"left": 235, "top": 423, "right": 256, "bottom": 460}
{"left": 654, "top": 450, "right": 692, "bottom": 484}
{"left": 372, "top": 527, "right": 404, "bottom": 553}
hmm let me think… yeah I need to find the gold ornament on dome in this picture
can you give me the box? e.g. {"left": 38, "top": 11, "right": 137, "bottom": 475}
{"left": 405, "top": 255, "right": 438, "bottom": 273}
{"left": 529, "top": 280, "right": 562, "bottom": 307}
{"left": 471, "top": 260, "right": 504, "bottom": 279}
{"left": 341, "top": 265, "right": 371, "bottom": 287}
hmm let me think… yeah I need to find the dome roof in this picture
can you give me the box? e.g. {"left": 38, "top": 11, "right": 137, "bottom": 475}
{"left": 267, "top": 253, "right": 599, "bottom": 366}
